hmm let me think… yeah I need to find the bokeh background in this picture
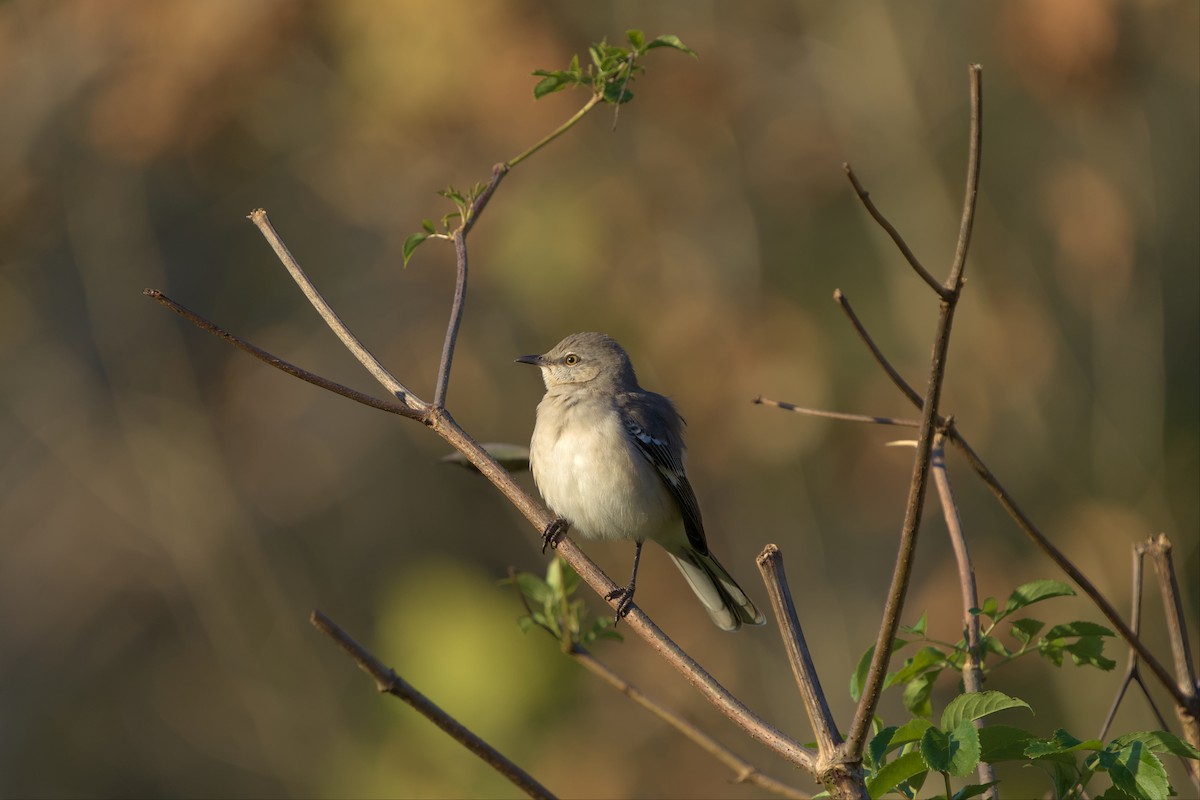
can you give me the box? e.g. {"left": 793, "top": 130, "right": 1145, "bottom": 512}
{"left": 1, "top": 1, "right": 1197, "bottom": 798}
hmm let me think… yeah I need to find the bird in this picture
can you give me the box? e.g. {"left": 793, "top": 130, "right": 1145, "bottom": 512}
{"left": 516, "top": 332, "right": 764, "bottom": 631}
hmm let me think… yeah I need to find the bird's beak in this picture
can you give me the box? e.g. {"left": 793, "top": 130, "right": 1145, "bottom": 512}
{"left": 515, "top": 354, "right": 545, "bottom": 367}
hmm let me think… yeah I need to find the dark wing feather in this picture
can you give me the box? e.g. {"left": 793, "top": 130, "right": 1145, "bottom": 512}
{"left": 617, "top": 391, "right": 708, "bottom": 554}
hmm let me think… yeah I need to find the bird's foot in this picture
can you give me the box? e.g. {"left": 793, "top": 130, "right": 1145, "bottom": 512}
{"left": 604, "top": 583, "right": 637, "bottom": 625}
{"left": 541, "top": 517, "right": 569, "bottom": 554}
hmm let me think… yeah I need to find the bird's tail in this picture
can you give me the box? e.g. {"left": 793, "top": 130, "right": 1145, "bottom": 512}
{"left": 666, "top": 547, "right": 765, "bottom": 631}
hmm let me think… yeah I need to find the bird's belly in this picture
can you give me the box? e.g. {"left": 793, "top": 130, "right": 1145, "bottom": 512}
{"left": 532, "top": 423, "right": 676, "bottom": 543}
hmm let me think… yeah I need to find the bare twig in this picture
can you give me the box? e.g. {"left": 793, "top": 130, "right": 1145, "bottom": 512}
{"left": 844, "top": 64, "right": 984, "bottom": 758}
{"left": 309, "top": 610, "right": 556, "bottom": 800}
{"left": 843, "top": 164, "right": 947, "bottom": 299}
{"left": 931, "top": 433, "right": 996, "bottom": 797}
{"left": 756, "top": 546, "right": 842, "bottom": 759}
{"left": 247, "top": 209, "right": 425, "bottom": 410}
{"left": 572, "top": 646, "right": 811, "bottom": 799}
{"left": 506, "top": 94, "right": 605, "bottom": 169}
{"left": 434, "top": 228, "right": 469, "bottom": 409}
{"left": 753, "top": 396, "right": 919, "bottom": 428}
{"left": 757, "top": 546, "right": 862, "bottom": 798}
{"left": 1145, "top": 534, "right": 1200, "bottom": 756}
{"left": 143, "top": 289, "right": 425, "bottom": 421}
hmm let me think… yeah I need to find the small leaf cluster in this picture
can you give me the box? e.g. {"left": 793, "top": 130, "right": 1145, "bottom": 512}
{"left": 508, "top": 557, "right": 622, "bottom": 648}
{"left": 851, "top": 580, "right": 1116, "bottom": 718}
{"left": 860, "top": 691, "right": 1198, "bottom": 799}
{"left": 402, "top": 182, "right": 487, "bottom": 267}
{"left": 862, "top": 690, "right": 1027, "bottom": 799}
{"left": 532, "top": 29, "right": 696, "bottom": 104}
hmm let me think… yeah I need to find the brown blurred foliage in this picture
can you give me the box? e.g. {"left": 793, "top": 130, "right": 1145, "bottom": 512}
{"left": 1, "top": 2, "right": 1196, "bottom": 798}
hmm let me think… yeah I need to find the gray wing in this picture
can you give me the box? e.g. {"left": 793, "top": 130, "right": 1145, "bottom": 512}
{"left": 616, "top": 391, "right": 708, "bottom": 555}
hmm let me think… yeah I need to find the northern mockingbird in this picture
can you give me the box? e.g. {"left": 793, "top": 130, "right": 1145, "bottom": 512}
{"left": 517, "top": 332, "right": 764, "bottom": 631}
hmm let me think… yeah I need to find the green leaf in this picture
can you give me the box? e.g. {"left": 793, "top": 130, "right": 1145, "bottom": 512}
{"left": 1026, "top": 728, "right": 1104, "bottom": 758}
{"left": 1044, "top": 620, "right": 1115, "bottom": 639}
{"left": 626, "top": 29, "right": 645, "bottom": 50}
{"left": 887, "top": 646, "right": 947, "bottom": 688}
{"left": 902, "top": 672, "right": 935, "bottom": 718}
{"left": 867, "top": 726, "right": 897, "bottom": 769}
{"left": 1003, "top": 580, "right": 1075, "bottom": 616}
{"left": 900, "top": 612, "right": 928, "bottom": 637}
{"left": 941, "top": 690, "right": 1032, "bottom": 730}
{"left": 867, "top": 750, "right": 927, "bottom": 800}
{"left": 851, "top": 645, "right": 874, "bottom": 702}
{"left": 1099, "top": 742, "right": 1170, "bottom": 800}
{"left": 952, "top": 782, "right": 999, "bottom": 800}
{"left": 421, "top": 218, "right": 436, "bottom": 234}
{"left": 645, "top": 33, "right": 698, "bottom": 57}
{"left": 978, "top": 596, "right": 999, "bottom": 620}
{"left": 920, "top": 721, "right": 981, "bottom": 777}
{"left": 888, "top": 718, "right": 935, "bottom": 752}
{"left": 512, "top": 572, "right": 552, "bottom": 606}
{"left": 1112, "top": 730, "right": 1200, "bottom": 760}
{"left": 402, "top": 232, "right": 430, "bottom": 267}
{"left": 602, "top": 81, "right": 633, "bottom": 105}
{"left": 980, "top": 635, "right": 1011, "bottom": 658}
{"left": 532, "top": 73, "right": 566, "bottom": 99}
{"left": 1010, "top": 617, "right": 1045, "bottom": 645}
{"left": 1064, "top": 635, "right": 1116, "bottom": 670}
{"left": 979, "top": 724, "right": 1039, "bottom": 762}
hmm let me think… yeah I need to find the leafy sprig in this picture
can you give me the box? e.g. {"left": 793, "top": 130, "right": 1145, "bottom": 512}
{"left": 402, "top": 30, "right": 695, "bottom": 267}
{"left": 508, "top": 557, "right": 622, "bottom": 648}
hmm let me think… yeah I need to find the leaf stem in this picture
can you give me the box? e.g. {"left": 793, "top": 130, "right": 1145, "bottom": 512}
{"left": 507, "top": 93, "right": 605, "bottom": 169}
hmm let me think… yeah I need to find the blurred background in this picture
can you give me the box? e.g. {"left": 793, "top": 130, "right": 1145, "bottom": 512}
{"left": 1, "top": 1, "right": 1197, "bottom": 798}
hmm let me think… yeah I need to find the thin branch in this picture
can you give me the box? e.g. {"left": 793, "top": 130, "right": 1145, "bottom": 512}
{"left": 1145, "top": 534, "right": 1200, "bottom": 756}
{"left": 571, "top": 646, "right": 811, "bottom": 800}
{"left": 309, "top": 610, "right": 556, "bottom": 800}
{"left": 1146, "top": 534, "right": 1199, "bottom": 698}
{"left": 844, "top": 65, "right": 984, "bottom": 758}
{"left": 834, "top": 290, "right": 923, "bottom": 409}
{"left": 506, "top": 93, "right": 605, "bottom": 169}
{"left": 756, "top": 547, "right": 845, "bottom": 768}
{"left": 433, "top": 228, "right": 468, "bottom": 408}
{"left": 753, "top": 396, "right": 920, "bottom": 428}
{"left": 247, "top": 209, "right": 426, "bottom": 411}
{"left": 143, "top": 289, "right": 425, "bottom": 421}
{"left": 505, "top": 568, "right": 810, "bottom": 800}
{"left": 843, "top": 164, "right": 947, "bottom": 298}
{"left": 931, "top": 433, "right": 996, "bottom": 798}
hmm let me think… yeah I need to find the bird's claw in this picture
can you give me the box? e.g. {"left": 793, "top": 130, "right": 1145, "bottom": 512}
{"left": 541, "top": 517, "right": 569, "bottom": 554}
{"left": 604, "top": 585, "right": 636, "bottom": 625}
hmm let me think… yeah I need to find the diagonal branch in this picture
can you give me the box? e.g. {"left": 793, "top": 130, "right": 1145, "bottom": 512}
{"left": 247, "top": 209, "right": 425, "bottom": 410}
{"left": 843, "top": 164, "right": 947, "bottom": 299}
{"left": 143, "top": 289, "right": 425, "bottom": 421}
{"left": 756, "top": 546, "right": 842, "bottom": 759}
{"left": 310, "top": 610, "right": 556, "bottom": 800}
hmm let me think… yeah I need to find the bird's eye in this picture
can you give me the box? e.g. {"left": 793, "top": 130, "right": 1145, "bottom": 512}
{"left": 564, "top": 353, "right": 579, "bottom": 366}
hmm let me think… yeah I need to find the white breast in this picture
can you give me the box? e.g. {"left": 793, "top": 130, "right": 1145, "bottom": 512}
{"left": 529, "top": 394, "right": 677, "bottom": 543}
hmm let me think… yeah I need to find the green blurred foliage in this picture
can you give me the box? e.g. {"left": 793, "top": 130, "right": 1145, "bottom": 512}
{"left": 0, "top": 1, "right": 1196, "bottom": 798}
